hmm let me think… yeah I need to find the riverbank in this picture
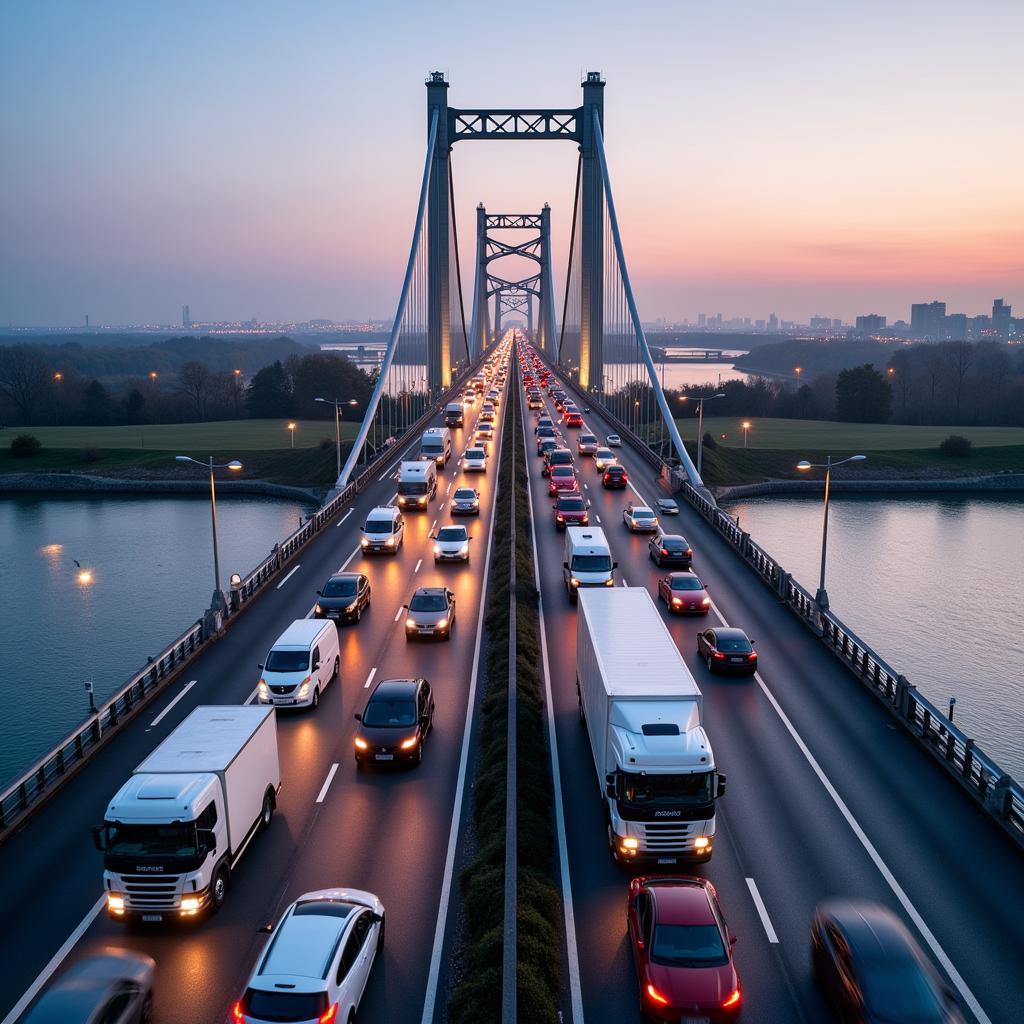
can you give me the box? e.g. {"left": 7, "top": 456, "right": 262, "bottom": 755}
{"left": 715, "top": 473, "right": 1024, "bottom": 501}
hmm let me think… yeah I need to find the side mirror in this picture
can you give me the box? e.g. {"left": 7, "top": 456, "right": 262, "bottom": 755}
{"left": 612, "top": 562, "right": 619, "bottom": 570}
{"left": 353, "top": 713, "right": 362, "bottom": 721}
{"left": 258, "top": 923, "right": 274, "bottom": 933}
{"left": 749, "top": 639, "right": 756, "bottom": 645}
{"left": 717, "top": 773, "right": 728, "bottom": 798}
{"left": 257, "top": 663, "right": 265, "bottom": 670}
{"left": 316, "top": 590, "right": 322, "bottom": 597}
{"left": 91, "top": 825, "right": 106, "bottom": 852}
{"left": 359, "top": 526, "right": 364, "bottom": 531}
{"left": 402, "top": 604, "right": 409, "bottom": 610}
{"left": 312, "top": 660, "right": 320, "bottom": 670}
{"left": 563, "top": 561, "right": 570, "bottom": 570}
{"left": 730, "top": 934, "right": 738, "bottom": 946}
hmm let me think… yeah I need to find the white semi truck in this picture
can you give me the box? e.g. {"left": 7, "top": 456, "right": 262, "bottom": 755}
{"left": 577, "top": 588, "right": 726, "bottom": 865}
{"left": 94, "top": 705, "right": 281, "bottom": 922}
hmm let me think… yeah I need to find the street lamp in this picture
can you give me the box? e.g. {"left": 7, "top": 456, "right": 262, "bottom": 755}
{"left": 175, "top": 455, "right": 243, "bottom": 620}
{"left": 794, "top": 366, "right": 802, "bottom": 378}
{"left": 149, "top": 371, "right": 158, "bottom": 382}
{"left": 683, "top": 391, "right": 725, "bottom": 476}
{"left": 795, "top": 454, "right": 867, "bottom": 609}
{"left": 287, "top": 422, "right": 296, "bottom": 449}
{"left": 315, "top": 397, "right": 359, "bottom": 480}
{"left": 742, "top": 421, "right": 752, "bottom": 448}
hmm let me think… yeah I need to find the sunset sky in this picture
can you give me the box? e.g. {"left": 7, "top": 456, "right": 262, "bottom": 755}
{"left": 1, "top": 0, "right": 1021, "bottom": 327}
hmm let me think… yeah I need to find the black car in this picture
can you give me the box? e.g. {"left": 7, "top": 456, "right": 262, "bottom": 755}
{"left": 811, "top": 899, "right": 966, "bottom": 1023}
{"left": 354, "top": 677, "right": 435, "bottom": 768}
{"left": 314, "top": 572, "right": 371, "bottom": 623}
{"left": 648, "top": 531, "right": 693, "bottom": 568}
{"left": 697, "top": 627, "right": 757, "bottom": 674}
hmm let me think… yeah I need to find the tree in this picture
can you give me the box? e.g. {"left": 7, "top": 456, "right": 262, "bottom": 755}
{"left": 941, "top": 340, "right": 973, "bottom": 418}
{"left": 835, "top": 364, "right": 892, "bottom": 423}
{"left": 178, "top": 361, "right": 212, "bottom": 420}
{"left": 286, "top": 352, "right": 372, "bottom": 421}
{"left": 247, "top": 360, "right": 293, "bottom": 418}
{"left": 124, "top": 388, "right": 147, "bottom": 424}
{"left": 81, "top": 379, "right": 114, "bottom": 425}
{"left": 0, "top": 345, "right": 53, "bottom": 424}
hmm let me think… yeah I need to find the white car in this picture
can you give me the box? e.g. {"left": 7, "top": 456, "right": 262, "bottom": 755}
{"left": 577, "top": 433, "right": 599, "bottom": 455}
{"left": 607, "top": 434, "right": 622, "bottom": 447}
{"left": 464, "top": 447, "right": 488, "bottom": 472}
{"left": 434, "top": 524, "right": 471, "bottom": 562}
{"left": 623, "top": 503, "right": 660, "bottom": 532}
{"left": 234, "top": 888, "right": 384, "bottom": 1024}
{"left": 594, "top": 447, "right": 616, "bottom": 471}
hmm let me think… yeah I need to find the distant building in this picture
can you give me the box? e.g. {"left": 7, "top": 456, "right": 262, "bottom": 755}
{"left": 697, "top": 312, "right": 706, "bottom": 327}
{"left": 768, "top": 312, "right": 778, "bottom": 332}
{"left": 810, "top": 316, "right": 832, "bottom": 331}
{"left": 755, "top": 319, "right": 765, "bottom": 330}
{"left": 992, "top": 298, "right": 1012, "bottom": 337}
{"left": 947, "top": 313, "right": 968, "bottom": 341}
{"left": 855, "top": 313, "right": 887, "bottom": 333}
{"left": 832, "top": 318, "right": 842, "bottom": 331}
{"left": 910, "top": 301, "right": 945, "bottom": 339}
{"left": 182, "top": 304, "right": 192, "bottom": 328}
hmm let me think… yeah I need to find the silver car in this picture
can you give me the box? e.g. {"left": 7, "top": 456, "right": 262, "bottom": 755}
{"left": 451, "top": 486, "right": 480, "bottom": 515}
{"left": 404, "top": 587, "right": 456, "bottom": 640}
{"left": 24, "top": 951, "right": 155, "bottom": 1024}
{"left": 433, "top": 524, "right": 472, "bottom": 563}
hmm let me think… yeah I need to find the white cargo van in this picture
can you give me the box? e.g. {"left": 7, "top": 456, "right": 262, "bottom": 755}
{"left": 444, "top": 402, "right": 464, "bottom": 427}
{"left": 398, "top": 459, "right": 437, "bottom": 509}
{"left": 563, "top": 526, "right": 617, "bottom": 602}
{"left": 361, "top": 505, "right": 404, "bottom": 553}
{"left": 421, "top": 427, "right": 452, "bottom": 466}
{"left": 258, "top": 619, "right": 339, "bottom": 710}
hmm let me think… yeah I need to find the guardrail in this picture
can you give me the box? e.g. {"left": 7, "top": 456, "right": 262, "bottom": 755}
{"left": 0, "top": 360, "right": 487, "bottom": 844}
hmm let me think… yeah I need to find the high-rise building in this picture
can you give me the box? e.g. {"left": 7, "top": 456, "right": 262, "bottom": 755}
{"left": 992, "top": 298, "right": 1012, "bottom": 337}
{"left": 910, "top": 301, "right": 945, "bottom": 339}
{"left": 697, "top": 312, "right": 706, "bottom": 327}
{"left": 947, "top": 313, "right": 968, "bottom": 341}
{"left": 855, "top": 313, "right": 887, "bottom": 333}
{"left": 182, "top": 304, "right": 192, "bottom": 328}
{"left": 768, "top": 312, "right": 778, "bottom": 332}
{"left": 810, "top": 316, "right": 832, "bottom": 331}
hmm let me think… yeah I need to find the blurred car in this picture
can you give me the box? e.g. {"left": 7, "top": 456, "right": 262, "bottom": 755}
{"left": 527, "top": 396, "right": 544, "bottom": 410}
{"left": 603, "top": 464, "right": 629, "bottom": 489}
{"left": 433, "top": 524, "right": 471, "bottom": 562}
{"left": 404, "top": 587, "right": 456, "bottom": 640}
{"left": 623, "top": 504, "right": 659, "bottom": 532}
{"left": 548, "top": 465, "right": 579, "bottom": 495}
{"left": 648, "top": 531, "right": 692, "bottom": 568}
{"left": 535, "top": 426, "right": 559, "bottom": 449}
{"left": 354, "top": 677, "right": 434, "bottom": 767}
{"left": 594, "top": 447, "right": 617, "bottom": 471}
{"left": 537, "top": 438, "right": 560, "bottom": 461}
{"left": 577, "top": 432, "right": 599, "bottom": 455}
{"left": 697, "top": 627, "right": 757, "bottom": 674}
{"left": 553, "top": 494, "right": 590, "bottom": 530}
{"left": 479, "top": 405, "right": 495, "bottom": 423}
{"left": 658, "top": 572, "right": 710, "bottom": 614}
{"left": 534, "top": 416, "right": 554, "bottom": 433}
{"left": 24, "top": 951, "right": 155, "bottom": 1024}
{"left": 627, "top": 876, "right": 741, "bottom": 1024}
{"left": 811, "top": 899, "right": 965, "bottom": 1024}
{"left": 315, "top": 572, "right": 371, "bottom": 624}
{"left": 474, "top": 425, "right": 494, "bottom": 450}
{"left": 232, "top": 889, "right": 384, "bottom": 1024}
{"left": 451, "top": 486, "right": 480, "bottom": 515}
{"left": 464, "top": 447, "right": 488, "bottom": 472}
{"left": 656, "top": 497, "right": 679, "bottom": 515}
{"left": 463, "top": 390, "right": 476, "bottom": 405}
{"left": 607, "top": 434, "right": 622, "bottom": 447}
{"left": 543, "top": 447, "right": 574, "bottom": 476}
{"left": 564, "top": 411, "right": 584, "bottom": 428}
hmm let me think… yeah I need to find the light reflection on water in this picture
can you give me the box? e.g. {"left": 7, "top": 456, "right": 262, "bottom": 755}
{"left": 721, "top": 494, "right": 1024, "bottom": 779}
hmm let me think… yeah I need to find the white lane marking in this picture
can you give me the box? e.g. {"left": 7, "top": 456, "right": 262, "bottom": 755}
{"left": 582, "top": 482, "right": 589, "bottom": 491}
{"left": 0, "top": 894, "right": 107, "bottom": 1024}
{"left": 438, "top": 502, "right": 445, "bottom": 512}
{"left": 363, "top": 667, "right": 377, "bottom": 689}
{"left": 414, "top": 559, "right": 422, "bottom": 573}
{"left": 745, "top": 877, "right": 780, "bottom": 944}
{"left": 446, "top": 482, "right": 452, "bottom": 494}
{"left": 595, "top": 514, "right": 601, "bottom": 524}
{"left": 430, "top": 519, "right": 438, "bottom": 532}
{"left": 276, "top": 564, "right": 301, "bottom": 589}
{"left": 378, "top": 466, "right": 394, "bottom": 481}
{"left": 520, "top": 404, "right": 585, "bottom": 1024}
{"left": 421, "top": 369, "right": 507, "bottom": 1024}
{"left": 316, "top": 763, "right": 339, "bottom": 804}
{"left": 336, "top": 508, "right": 354, "bottom": 527}
{"left": 394, "top": 606, "right": 404, "bottom": 622}
{"left": 621, "top": 576, "right": 629, "bottom": 587}
{"left": 244, "top": 685, "right": 260, "bottom": 705}
{"left": 339, "top": 545, "right": 360, "bottom": 573}
{"left": 149, "top": 680, "right": 196, "bottom": 728}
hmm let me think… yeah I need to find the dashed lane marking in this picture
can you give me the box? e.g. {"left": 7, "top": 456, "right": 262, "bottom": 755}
{"left": 315, "top": 763, "right": 339, "bottom": 804}
{"left": 276, "top": 564, "right": 301, "bottom": 589}
{"left": 745, "top": 877, "right": 780, "bottom": 943}
{"left": 149, "top": 680, "right": 196, "bottom": 728}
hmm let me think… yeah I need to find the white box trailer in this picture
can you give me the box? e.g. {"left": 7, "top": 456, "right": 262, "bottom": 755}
{"left": 577, "top": 588, "right": 725, "bottom": 864}
{"left": 96, "top": 706, "right": 281, "bottom": 921}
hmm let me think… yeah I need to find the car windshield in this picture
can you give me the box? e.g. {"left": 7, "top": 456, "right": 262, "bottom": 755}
{"left": 620, "top": 771, "right": 714, "bottom": 807}
{"left": 551, "top": 467, "right": 574, "bottom": 478}
{"left": 718, "top": 637, "right": 752, "bottom": 653}
{"left": 323, "top": 578, "right": 358, "bottom": 597}
{"left": 454, "top": 489, "right": 476, "bottom": 500}
{"left": 571, "top": 555, "right": 612, "bottom": 572}
{"left": 410, "top": 593, "right": 447, "bottom": 612}
{"left": 558, "top": 498, "right": 587, "bottom": 511}
{"left": 581, "top": 435, "right": 597, "bottom": 444}
{"left": 105, "top": 822, "right": 198, "bottom": 859}
{"left": 363, "top": 698, "right": 417, "bottom": 728}
{"left": 596, "top": 449, "right": 613, "bottom": 458}
{"left": 467, "top": 449, "right": 484, "bottom": 458}
{"left": 860, "top": 962, "right": 945, "bottom": 1022}
{"left": 437, "top": 528, "right": 467, "bottom": 542}
{"left": 243, "top": 989, "right": 328, "bottom": 1023}
{"left": 672, "top": 577, "right": 704, "bottom": 591}
{"left": 365, "top": 519, "right": 393, "bottom": 535}
{"left": 265, "top": 649, "right": 309, "bottom": 672}
{"left": 651, "top": 923, "right": 728, "bottom": 968}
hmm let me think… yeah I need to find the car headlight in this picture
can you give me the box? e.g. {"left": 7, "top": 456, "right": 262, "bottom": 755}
{"left": 361, "top": 537, "right": 369, "bottom": 546}
{"left": 298, "top": 680, "right": 310, "bottom": 698}
{"left": 314, "top": 603, "right": 322, "bottom": 614}
{"left": 693, "top": 836, "right": 711, "bottom": 850}
{"left": 406, "top": 618, "right": 417, "bottom": 629}
{"left": 434, "top": 545, "right": 442, "bottom": 556}
{"left": 702, "top": 597, "right": 711, "bottom": 606}
{"left": 107, "top": 893, "right": 125, "bottom": 913}
{"left": 672, "top": 598, "right": 682, "bottom": 606}
{"left": 604, "top": 578, "right": 614, "bottom": 586}
{"left": 459, "top": 544, "right": 469, "bottom": 555}
{"left": 258, "top": 680, "right": 268, "bottom": 697}
{"left": 354, "top": 736, "right": 368, "bottom": 750}
{"left": 400, "top": 736, "right": 419, "bottom": 750}
{"left": 385, "top": 537, "right": 396, "bottom": 547}
{"left": 346, "top": 602, "right": 357, "bottom": 613}
{"left": 436, "top": 617, "right": 449, "bottom": 629}
{"left": 180, "top": 896, "right": 201, "bottom": 913}
{"left": 570, "top": 578, "right": 580, "bottom": 587}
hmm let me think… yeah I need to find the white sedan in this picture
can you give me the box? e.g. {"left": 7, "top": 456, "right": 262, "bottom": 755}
{"left": 433, "top": 525, "right": 471, "bottom": 562}
{"left": 623, "top": 504, "right": 660, "bottom": 532}
{"left": 464, "top": 447, "right": 488, "bottom": 472}
{"left": 594, "top": 448, "right": 617, "bottom": 471}
{"left": 607, "top": 434, "right": 622, "bottom": 447}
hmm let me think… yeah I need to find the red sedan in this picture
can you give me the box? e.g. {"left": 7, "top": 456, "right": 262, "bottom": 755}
{"left": 552, "top": 494, "right": 589, "bottom": 529}
{"left": 548, "top": 465, "right": 579, "bottom": 496}
{"left": 563, "top": 411, "right": 584, "bottom": 428}
{"left": 628, "top": 876, "right": 741, "bottom": 1023}
{"left": 657, "top": 572, "right": 711, "bottom": 614}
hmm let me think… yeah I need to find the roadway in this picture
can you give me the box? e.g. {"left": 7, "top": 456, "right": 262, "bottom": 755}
{"left": 0, "top": 342, "right": 512, "bottom": 1024}
{"left": 520, "top": 343, "right": 1024, "bottom": 1024}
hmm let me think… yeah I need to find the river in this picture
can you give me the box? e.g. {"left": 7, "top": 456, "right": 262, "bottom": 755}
{"left": 0, "top": 493, "right": 317, "bottom": 789}
{"left": 719, "top": 493, "right": 1024, "bottom": 780}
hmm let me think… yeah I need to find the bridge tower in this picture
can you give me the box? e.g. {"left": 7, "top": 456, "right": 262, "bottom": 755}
{"left": 426, "top": 72, "right": 452, "bottom": 393}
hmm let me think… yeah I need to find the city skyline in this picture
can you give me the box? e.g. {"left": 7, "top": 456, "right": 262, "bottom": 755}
{"left": 2, "top": 1, "right": 1022, "bottom": 327}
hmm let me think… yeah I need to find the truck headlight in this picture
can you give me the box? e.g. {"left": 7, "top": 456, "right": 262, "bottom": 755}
{"left": 180, "top": 896, "right": 201, "bottom": 913}
{"left": 693, "top": 836, "right": 710, "bottom": 851}
{"left": 620, "top": 837, "right": 639, "bottom": 852}
{"left": 107, "top": 894, "right": 125, "bottom": 913}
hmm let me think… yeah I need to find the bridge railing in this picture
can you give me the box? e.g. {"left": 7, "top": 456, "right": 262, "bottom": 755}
{"left": 0, "top": 359, "right": 486, "bottom": 844}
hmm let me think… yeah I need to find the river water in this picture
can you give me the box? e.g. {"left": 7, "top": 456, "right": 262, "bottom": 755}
{"left": 719, "top": 494, "right": 1024, "bottom": 780}
{"left": 0, "top": 494, "right": 317, "bottom": 789}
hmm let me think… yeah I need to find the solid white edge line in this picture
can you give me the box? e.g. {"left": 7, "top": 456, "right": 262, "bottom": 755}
{"left": 420, "top": 362, "right": 508, "bottom": 1024}
{"left": 745, "top": 877, "right": 780, "bottom": 944}
{"left": 363, "top": 667, "right": 377, "bottom": 690}
{"left": 276, "top": 563, "right": 301, "bottom": 589}
{"left": 315, "top": 763, "right": 339, "bottom": 804}
{"left": 1, "top": 894, "right": 106, "bottom": 1024}
{"left": 149, "top": 679, "right": 197, "bottom": 728}
{"left": 521, "top": 385, "right": 586, "bottom": 1024}
{"left": 394, "top": 606, "right": 403, "bottom": 623}
{"left": 336, "top": 508, "right": 354, "bottom": 527}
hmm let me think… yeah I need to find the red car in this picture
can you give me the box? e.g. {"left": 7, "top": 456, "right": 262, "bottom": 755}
{"left": 658, "top": 572, "right": 711, "bottom": 614}
{"left": 548, "top": 465, "right": 579, "bottom": 495}
{"left": 603, "top": 464, "right": 629, "bottom": 489}
{"left": 563, "top": 411, "right": 584, "bottom": 428}
{"left": 552, "top": 494, "right": 589, "bottom": 529}
{"left": 628, "top": 876, "right": 741, "bottom": 1023}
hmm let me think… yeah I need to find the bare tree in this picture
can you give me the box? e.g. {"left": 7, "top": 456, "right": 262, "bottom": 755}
{"left": 0, "top": 345, "right": 53, "bottom": 425}
{"left": 941, "top": 340, "right": 974, "bottom": 419}
{"left": 177, "top": 361, "right": 211, "bottom": 420}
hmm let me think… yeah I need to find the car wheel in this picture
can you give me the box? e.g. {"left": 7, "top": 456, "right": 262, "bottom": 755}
{"left": 260, "top": 792, "right": 274, "bottom": 829}
{"left": 333, "top": 656, "right": 340, "bottom": 680}
{"left": 355, "top": 604, "right": 362, "bottom": 622}
{"left": 311, "top": 686, "right": 320, "bottom": 709}
{"left": 706, "top": 655, "right": 714, "bottom": 673}
{"left": 211, "top": 865, "right": 229, "bottom": 913}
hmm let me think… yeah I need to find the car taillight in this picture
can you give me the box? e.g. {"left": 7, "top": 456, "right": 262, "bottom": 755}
{"left": 319, "top": 1004, "right": 339, "bottom": 1024}
{"left": 645, "top": 983, "right": 671, "bottom": 1006}
{"left": 747, "top": 652, "right": 758, "bottom": 661}
{"left": 231, "top": 1001, "right": 245, "bottom": 1024}
{"left": 722, "top": 987, "right": 741, "bottom": 1009}
{"left": 661, "top": 548, "right": 669, "bottom": 556}
{"left": 685, "top": 548, "right": 693, "bottom": 557}
{"left": 713, "top": 651, "right": 726, "bottom": 660}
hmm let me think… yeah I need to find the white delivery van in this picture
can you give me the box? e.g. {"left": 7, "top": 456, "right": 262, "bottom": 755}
{"left": 563, "top": 526, "right": 617, "bottom": 603}
{"left": 444, "top": 402, "right": 464, "bottom": 427}
{"left": 398, "top": 459, "right": 437, "bottom": 509}
{"left": 421, "top": 427, "right": 452, "bottom": 466}
{"left": 95, "top": 705, "right": 280, "bottom": 921}
{"left": 258, "top": 619, "right": 339, "bottom": 710}
{"left": 361, "top": 505, "right": 404, "bottom": 554}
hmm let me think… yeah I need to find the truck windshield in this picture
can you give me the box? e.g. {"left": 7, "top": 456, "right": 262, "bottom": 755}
{"left": 400, "top": 482, "right": 428, "bottom": 495}
{"left": 422, "top": 443, "right": 443, "bottom": 453}
{"left": 620, "top": 771, "right": 714, "bottom": 807}
{"left": 265, "top": 650, "right": 310, "bottom": 672}
{"left": 105, "top": 822, "right": 198, "bottom": 858}
{"left": 571, "top": 555, "right": 612, "bottom": 572}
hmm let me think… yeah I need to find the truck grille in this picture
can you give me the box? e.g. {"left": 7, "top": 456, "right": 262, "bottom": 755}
{"left": 638, "top": 822, "right": 692, "bottom": 851}
{"left": 119, "top": 873, "right": 183, "bottom": 909}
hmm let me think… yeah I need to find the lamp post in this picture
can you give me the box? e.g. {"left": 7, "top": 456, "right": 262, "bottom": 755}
{"left": 680, "top": 391, "right": 726, "bottom": 476}
{"left": 287, "top": 422, "right": 296, "bottom": 449}
{"left": 315, "top": 397, "right": 358, "bottom": 480}
{"left": 795, "top": 454, "right": 866, "bottom": 609}
{"left": 742, "top": 421, "right": 752, "bottom": 448}
{"left": 175, "top": 455, "right": 243, "bottom": 620}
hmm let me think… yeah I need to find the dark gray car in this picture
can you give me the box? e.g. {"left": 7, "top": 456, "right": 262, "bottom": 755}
{"left": 24, "top": 951, "right": 155, "bottom": 1024}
